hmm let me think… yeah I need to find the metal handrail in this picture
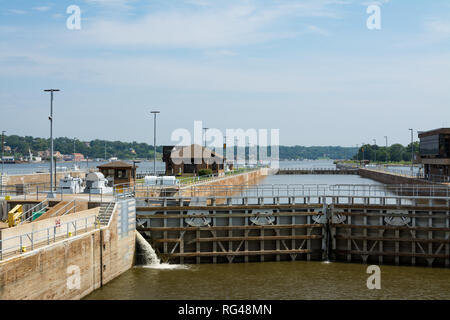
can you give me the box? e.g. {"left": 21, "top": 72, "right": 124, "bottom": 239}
{"left": 17, "top": 199, "right": 49, "bottom": 225}
{"left": 102, "top": 200, "right": 116, "bottom": 228}
{"left": 50, "top": 199, "right": 76, "bottom": 218}
{"left": 0, "top": 214, "right": 97, "bottom": 261}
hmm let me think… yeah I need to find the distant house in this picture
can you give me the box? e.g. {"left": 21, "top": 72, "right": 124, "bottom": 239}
{"left": 163, "top": 144, "right": 225, "bottom": 176}
{"left": 73, "top": 153, "right": 85, "bottom": 162}
{"left": 39, "top": 150, "right": 64, "bottom": 160}
{"left": 97, "top": 161, "right": 137, "bottom": 186}
{"left": 3, "top": 146, "right": 11, "bottom": 153}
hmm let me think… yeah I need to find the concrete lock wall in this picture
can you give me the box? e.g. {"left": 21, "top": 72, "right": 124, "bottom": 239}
{"left": 3, "top": 171, "right": 86, "bottom": 187}
{"left": 181, "top": 168, "right": 268, "bottom": 199}
{"left": 0, "top": 199, "right": 136, "bottom": 300}
{"left": 358, "top": 168, "right": 434, "bottom": 186}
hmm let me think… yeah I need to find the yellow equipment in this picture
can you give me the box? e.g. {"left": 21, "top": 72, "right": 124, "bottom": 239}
{"left": 8, "top": 204, "right": 23, "bottom": 228}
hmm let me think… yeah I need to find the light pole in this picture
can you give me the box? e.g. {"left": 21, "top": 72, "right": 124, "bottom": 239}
{"left": 151, "top": 111, "right": 160, "bottom": 175}
{"left": 73, "top": 137, "right": 77, "bottom": 166}
{"left": 373, "top": 139, "right": 377, "bottom": 163}
{"left": 361, "top": 143, "right": 365, "bottom": 162}
{"left": 44, "top": 89, "right": 60, "bottom": 198}
{"left": 203, "top": 127, "right": 209, "bottom": 148}
{"left": 409, "top": 128, "right": 414, "bottom": 176}
{"left": 1, "top": 130, "right": 5, "bottom": 176}
{"left": 1, "top": 130, "right": 5, "bottom": 196}
{"left": 384, "top": 136, "right": 388, "bottom": 162}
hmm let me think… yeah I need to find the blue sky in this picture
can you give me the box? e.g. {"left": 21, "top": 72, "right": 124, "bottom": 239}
{"left": 1, "top": 0, "right": 449, "bottom": 146}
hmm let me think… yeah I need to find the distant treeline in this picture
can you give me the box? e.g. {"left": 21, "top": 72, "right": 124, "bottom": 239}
{"left": 3, "top": 135, "right": 162, "bottom": 159}
{"left": 1, "top": 134, "right": 417, "bottom": 161}
{"left": 353, "top": 142, "right": 419, "bottom": 162}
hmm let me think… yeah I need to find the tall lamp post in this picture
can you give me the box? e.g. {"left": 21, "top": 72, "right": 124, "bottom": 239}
{"left": 409, "top": 128, "right": 414, "bottom": 176}
{"left": 384, "top": 136, "right": 388, "bottom": 162}
{"left": 151, "top": 111, "right": 160, "bottom": 175}
{"left": 373, "top": 139, "right": 377, "bottom": 163}
{"left": 1, "top": 130, "right": 5, "bottom": 196}
{"left": 73, "top": 137, "right": 77, "bottom": 167}
{"left": 361, "top": 142, "right": 365, "bottom": 163}
{"left": 203, "top": 127, "right": 209, "bottom": 148}
{"left": 44, "top": 89, "right": 60, "bottom": 198}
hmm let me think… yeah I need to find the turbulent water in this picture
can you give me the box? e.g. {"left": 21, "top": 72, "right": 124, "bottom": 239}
{"left": 135, "top": 231, "right": 160, "bottom": 265}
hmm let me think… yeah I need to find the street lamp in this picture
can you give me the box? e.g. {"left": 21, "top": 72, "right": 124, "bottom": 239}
{"left": 373, "top": 139, "right": 377, "bottom": 163}
{"left": 1, "top": 130, "right": 5, "bottom": 196}
{"left": 384, "top": 136, "right": 388, "bottom": 162}
{"left": 44, "top": 89, "right": 60, "bottom": 198}
{"left": 409, "top": 128, "right": 414, "bottom": 176}
{"left": 73, "top": 137, "right": 77, "bottom": 166}
{"left": 150, "top": 111, "right": 160, "bottom": 175}
{"left": 361, "top": 142, "right": 365, "bottom": 162}
{"left": 203, "top": 127, "right": 209, "bottom": 148}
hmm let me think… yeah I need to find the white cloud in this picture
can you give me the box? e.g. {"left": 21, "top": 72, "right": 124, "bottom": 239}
{"left": 79, "top": 1, "right": 339, "bottom": 49}
{"left": 8, "top": 9, "right": 27, "bottom": 15}
{"left": 33, "top": 6, "right": 51, "bottom": 12}
{"left": 84, "top": 0, "right": 137, "bottom": 9}
{"left": 425, "top": 18, "right": 450, "bottom": 38}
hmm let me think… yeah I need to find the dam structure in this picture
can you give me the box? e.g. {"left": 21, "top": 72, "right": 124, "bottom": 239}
{"left": 135, "top": 181, "right": 450, "bottom": 268}
{"left": 1, "top": 164, "right": 449, "bottom": 300}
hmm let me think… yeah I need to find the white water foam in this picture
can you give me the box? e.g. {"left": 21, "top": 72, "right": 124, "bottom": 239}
{"left": 135, "top": 231, "right": 160, "bottom": 265}
{"left": 139, "top": 263, "right": 190, "bottom": 270}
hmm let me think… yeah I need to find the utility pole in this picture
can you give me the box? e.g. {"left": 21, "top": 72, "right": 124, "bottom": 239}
{"left": 1, "top": 130, "right": 5, "bottom": 196}
{"left": 409, "top": 128, "right": 414, "bottom": 176}
{"left": 373, "top": 139, "right": 377, "bottom": 163}
{"left": 151, "top": 111, "right": 160, "bottom": 175}
{"left": 73, "top": 137, "right": 77, "bottom": 166}
{"left": 384, "top": 136, "right": 388, "bottom": 162}
{"left": 361, "top": 143, "right": 365, "bottom": 163}
{"left": 44, "top": 89, "right": 60, "bottom": 198}
{"left": 203, "top": 127, "right": 209, "bottom": 148}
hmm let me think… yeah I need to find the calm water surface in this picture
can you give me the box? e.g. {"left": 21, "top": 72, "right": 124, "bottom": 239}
{"left": 85, "top": 261, "right": 450, "bottom": 300}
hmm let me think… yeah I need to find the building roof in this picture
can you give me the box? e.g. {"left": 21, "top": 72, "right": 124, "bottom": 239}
{"left": 97, "top": 160, "right": 136, "bottom": 168}
{"left": 418, "top": 128, "right": 450, "bottom": 138}
{"left": 169, "top": 144, "right": 224, "bottom": 161}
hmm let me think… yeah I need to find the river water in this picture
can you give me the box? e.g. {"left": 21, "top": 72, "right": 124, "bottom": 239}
{"left": 83, "top": 160, "right": 450, "bottom": 300}
{"left": 85, "top": 261, "right": 450, "bottom": 300}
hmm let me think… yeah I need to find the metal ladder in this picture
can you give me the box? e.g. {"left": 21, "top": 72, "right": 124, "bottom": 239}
{"left": 0, "top": 174, "right": 6, "bottom": 196}
{"left": 97, "top": 201, "right": 115, "bottom": 226}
